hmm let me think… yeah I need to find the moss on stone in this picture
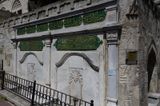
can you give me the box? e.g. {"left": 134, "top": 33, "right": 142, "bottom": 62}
{"left": 54, "top": 35, "right": 102, "bottom": 51}
{"left": 26, "top": 25, "right": 36, "bottom": 34}
{"left": 64, "top": 15, "right": 82, "bottom": 27}
{"left": 83, "top": 9, "right": 106, "bottom": 24}
{"left": 49, "top": 20, "right": 63, "bottom": 30}
{"left": 19, "top": 40, "right": 44, "bottom": 51}
{"left": 37, "top": 23, "right": 48, "bottom": 32}
{"left": 17, "top": 27, "right": 26, "bottom": 35}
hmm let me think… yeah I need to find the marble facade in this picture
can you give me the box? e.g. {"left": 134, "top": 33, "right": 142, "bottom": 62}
{"left": 0, "top": 0, "right": 159, "bottom": 106}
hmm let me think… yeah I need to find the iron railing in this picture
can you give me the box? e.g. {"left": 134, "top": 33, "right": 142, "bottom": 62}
{"left": 0, "top": 71, "right": 5, "bottom": 90}
{"left": 0, "top": 72, "right": 94, "bottom": 106}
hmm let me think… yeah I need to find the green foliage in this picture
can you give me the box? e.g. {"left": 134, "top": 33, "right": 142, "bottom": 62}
{"left": 19, "top": 40, "right": 44, "bottom": 51}
{"left": 49, "top": 20, "right": 63, "bottom": 30}
{"left": 37, "top": 23, "right": 48, "bottom": 32}
{"left": 83, "top": 9, "right": 106, "bottom": 24}
{"left": 54, "top": 35, "right": 102, "bottom": 51}
{"left": 26, "top": 25, "right": 36, "bottom": 34}
{"left": 17, "top": 27, "right": 26, "bottom": 35}
{"left": 64, "top": 16, "right": 82, "bottom": 27}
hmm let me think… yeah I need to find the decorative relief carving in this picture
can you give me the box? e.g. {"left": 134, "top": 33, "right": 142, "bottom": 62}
{"left": 22, "top": 16, "right": 28, "bottom": 23}
{"left": 56, "top": 53, "right": 99, "bottom": 72}
{"left": 29, "top": 13, "right": 37, "bottom": 21}
{"left": 73, "top": 0, "right": 91, "bottom": 8}
{"left": 27, "top": 63, "right": 35, "bottom": 81}
{"left": 59, "top": 2, "right": 71, "bottom": 14}
{"left": 44, "top": 39, "right": 52, "bottom": 47}
{"left": 19, "top": 52, "right": 43, "bottom": 65}
{"left": 48, "top": 7, "right": 57, "bottom": 16}
{"left": 69, "top": 68, "right": 83, "bottom": 84}
{"left": 12, "top": 0, "right": 22, "bottom": 10}
{"left": 0, "top": 0, "right": 108, "bottom": 28}
{"left": 69, "top": 67, "right": 83, "bottom": 99}
{"left": 119, "top": 65, "right": 130, "bottom": 84}
{"left": 38, "top": 11, "right": 46, "bottom": 19}
{"left": 5, "top": 54, "right": 12, "bottom": 66}
{"left": 107, "top": 32, "right": 118, "bottom": 42}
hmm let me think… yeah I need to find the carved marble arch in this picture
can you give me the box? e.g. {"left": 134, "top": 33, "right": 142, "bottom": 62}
{"left": 56, "top": 53, "right": 99, "bottom": 72}
{"left": 12, "top": 0, "right": 22, "bottom": 10}
{"left": 147, "top": 40, "right": 157, "bottom": 57}
{"left": 147, "top": 41, "right": 158, "bottom": 92}
{"left": 19, "top": 52, "right": 43, "bottom": 65}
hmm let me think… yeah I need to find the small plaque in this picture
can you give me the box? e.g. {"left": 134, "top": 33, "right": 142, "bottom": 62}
{"left": 126, "top": 51, "right": 137, "bottom": 65}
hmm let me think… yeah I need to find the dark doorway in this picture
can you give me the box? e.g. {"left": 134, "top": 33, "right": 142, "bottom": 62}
{"left": 147, "top": 48, "right": 156, "bottom": 91}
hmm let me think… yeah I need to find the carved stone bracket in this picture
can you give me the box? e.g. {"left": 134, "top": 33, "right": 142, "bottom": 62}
{"left": 56, "top": 53, "right": 99, "bottom": 72}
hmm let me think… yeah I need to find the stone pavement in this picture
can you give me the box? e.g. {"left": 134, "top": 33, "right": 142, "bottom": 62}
{"left": 0, "top": 90, "right": 30, "bottom": 106}
{"left": 0, "top": 101, "right": 15, "bottom": 106}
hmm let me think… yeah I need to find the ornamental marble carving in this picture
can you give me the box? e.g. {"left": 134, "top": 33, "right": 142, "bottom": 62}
{"left": 12, "top": 0, "right": 22, "bottom": 10}
{"left": 119, "top": 65, "right": 130, "bottom": 84}
{"left": 69, "top": 68, "right": 83, "bottom": 85}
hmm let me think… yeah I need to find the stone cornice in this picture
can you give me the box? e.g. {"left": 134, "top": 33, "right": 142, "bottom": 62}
{"left": 11, "top": 23, "right": 122, "bottom": 41}
{"left": 0, "top": 0, "right": 117, "bottom": 28}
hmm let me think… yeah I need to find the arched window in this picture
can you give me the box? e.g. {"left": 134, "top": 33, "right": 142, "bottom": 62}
{"left": 12, "top": 0, "right": 22, "bottom": 10}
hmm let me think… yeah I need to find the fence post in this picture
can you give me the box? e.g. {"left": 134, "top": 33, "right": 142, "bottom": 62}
{"left": 31, "top": 81, "right": 36, "bottom": 106}
{"left": 90, "top": 100, "right": 94, "bottom": 106}
{"left": 1, "top": 60, "right": 3, "bottom": 70}
{"left": 1, "top": 71, "right": 5, "bottom": 90}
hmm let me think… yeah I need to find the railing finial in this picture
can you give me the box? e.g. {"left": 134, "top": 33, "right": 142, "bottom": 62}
{"left": 91, "top": 100, "right": 94, "bottom": 106}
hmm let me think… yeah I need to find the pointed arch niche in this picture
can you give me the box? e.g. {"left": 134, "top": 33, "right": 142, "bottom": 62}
{"left": 12, "top": 0, "right": 22, "bottom": 14}
{"left": 12, "top": 0, "right": 22, "bottom": 10}
{"left": 147, "top": 41, "right": 158, "bottom": 93}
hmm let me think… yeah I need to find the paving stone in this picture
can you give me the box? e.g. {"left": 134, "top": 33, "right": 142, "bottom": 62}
{"left": 0, "top": 90, "right": 30, "bottom": 106}
{"left": 0, "top": 101, "right": 14, "bottom": 106}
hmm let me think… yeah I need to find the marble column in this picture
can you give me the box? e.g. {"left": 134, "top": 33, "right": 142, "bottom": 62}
{"left": 12, "top": 42, "right": 18, "bottom": 76}
{"left": 106, "top": 32, "right": 119, "bottom": 106}
{"left": 43, "top": 38, "right": 52, "bottom": 87}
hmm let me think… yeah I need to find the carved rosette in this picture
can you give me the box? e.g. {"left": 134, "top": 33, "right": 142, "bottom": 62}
{"left": 69, "top": 70, "right": 83, "bottom": 85}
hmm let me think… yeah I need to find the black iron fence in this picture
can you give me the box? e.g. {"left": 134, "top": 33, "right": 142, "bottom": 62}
{"left": 0, "top": 71, "right": 5, "bottom": 90}
{"left": 0, "top": 71, "right": 94, "bottom": 106}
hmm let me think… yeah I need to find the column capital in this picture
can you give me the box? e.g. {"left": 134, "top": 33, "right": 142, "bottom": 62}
{"left": 44, "top": 39, "right": 52, "bottom": 47}
{"left": 106, "top": 32, "right": 119, "bottom": 45}
{"left": 12, "top": 41, "right": 18, "bottom": 49}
